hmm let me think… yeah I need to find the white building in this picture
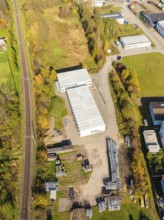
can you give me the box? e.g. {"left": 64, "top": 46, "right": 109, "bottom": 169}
{"left": 99, "top": 13, "right": 125, "bottom": 24}
{"left": 0, "top": 38, "right": 7, "bottom": 51}
{"left": 67, "top": 86, "right": 105, "bottom": 137}
{"left": 156, "top": 20, "right": 164, "bottom": 38}
{"left": 120, "top": 34, "right": 151, "bottom": 49}
{"left": 50, "top": 190, "right": 56, "bottom": 201}
{"left": 57, "top": 68, "right": 92, "bottom": 92}
{"left": 159, "top": 122, "right": 164, "bottom": 148}
{"left": 143, "top": 130, "right": 160, "bottom": 153}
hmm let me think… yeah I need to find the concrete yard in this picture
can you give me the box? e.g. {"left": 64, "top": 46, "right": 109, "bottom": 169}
{"left": 61, "top": 56, "right": 121, "bottom": 205}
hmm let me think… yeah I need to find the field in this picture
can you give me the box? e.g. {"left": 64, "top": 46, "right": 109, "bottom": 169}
{"left": 0, "top": 53, "right": 11, "bottom": 84}
{"left": 25, "top": 4, "right": 91, "bottom": 70}
{"left": 94, "top": 5, "right": 121, "bottom": 14}
{"left": 92, "top": 196, "right": 151, "bottom": 220}
{"left": 122, "top": 53, "right": 164, "bottom": 97}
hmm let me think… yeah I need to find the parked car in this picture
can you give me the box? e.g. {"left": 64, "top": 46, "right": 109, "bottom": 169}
{"left": 117, "top": 55, "right": 122, "bottom": 60}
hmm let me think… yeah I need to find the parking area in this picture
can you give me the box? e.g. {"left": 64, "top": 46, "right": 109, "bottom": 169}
{"left": 129, "top": 1, "right": 162, "bottom": 16}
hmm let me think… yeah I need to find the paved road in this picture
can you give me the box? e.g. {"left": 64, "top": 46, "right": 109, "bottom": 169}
{"left": 13, "top": 0, "right": 33, "bottom": 219}
{"left": 123, "top": 4, "right": 164, "bottom": 52}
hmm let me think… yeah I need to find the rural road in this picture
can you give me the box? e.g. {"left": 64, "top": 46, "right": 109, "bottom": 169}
{"left": 13, "top": 0, "right": 34, "bottom": 219}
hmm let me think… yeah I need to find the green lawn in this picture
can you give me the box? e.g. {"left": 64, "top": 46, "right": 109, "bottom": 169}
{"left": 94, "top": 5, "right": 121, "bottom": 14}
{"left": 0, "top": 52, "right": 11, "bottom": 84}
{"left": 92, "top": 196, "right": 151, "bottom": 220}
{"left": 121, "top": 24, "right": 143, "bottom": 36}
{"left": 122, "top": 53, "right": 164, "bottom": 96}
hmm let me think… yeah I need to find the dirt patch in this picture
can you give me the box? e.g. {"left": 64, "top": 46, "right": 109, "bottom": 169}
{"left": 58, "top": 198, "right": 72, "bottom": 212}
{"left": 70, "top": 208, "right": 87, "bottom": 220}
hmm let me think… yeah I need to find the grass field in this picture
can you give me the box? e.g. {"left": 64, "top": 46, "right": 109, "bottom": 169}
{"left": 0, "top": 53, "right": 11, "bottom": 84}
{"left": 94, "top": 5, "right": 121, "bottom": 14}
{"left": 121, "top": 24, "right": 143, "bottom": 36}
{"left": 122, "top": 53, "right": 164, "bottom": 97}
{"left": 25, "top": 4, "right": 90, "bottom": 70}
{"left": 92, "top": 196, "right": 151, "bottom": 220}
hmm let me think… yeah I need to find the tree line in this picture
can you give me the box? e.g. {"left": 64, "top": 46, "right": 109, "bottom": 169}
{"left": 109, "top": 66, "right": 150, "bottom": 196}
{"left": 0, "top": 1, "right": 21, "bottom": 219}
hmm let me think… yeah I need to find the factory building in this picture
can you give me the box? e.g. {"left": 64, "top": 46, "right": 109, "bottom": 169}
{"left": 67, "top": 86, "right": 105, "bottom": 137}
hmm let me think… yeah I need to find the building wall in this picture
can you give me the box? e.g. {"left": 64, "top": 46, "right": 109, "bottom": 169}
{"left": 149, "top": 104, "right": 163, "bottom": 125}
{"left": 117, "top": 18, "right": 124, "bottom": 25}
{"left": 159, "top": 122, "right": 164, "bottom": 148}
{"left": 156, "top": 22, "right": 164, "bottom": 38}
{"left": 120, "top": 40, "right": 151, "bottom": 49}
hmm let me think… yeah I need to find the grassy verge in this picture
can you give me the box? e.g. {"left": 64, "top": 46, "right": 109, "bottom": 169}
{"left": 92, "top": 195, "right": 151, "bottom": 220}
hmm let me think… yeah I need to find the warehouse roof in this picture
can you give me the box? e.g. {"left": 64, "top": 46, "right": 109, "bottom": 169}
{"left": 67, "top": 86, "right": 105, "bottom": 135}
{"left": 141, "top": 11, "right": 164, "bottom": 24}
{"left": 99, "top": 13, "right": 124, "bottom": 19}
{"left": 158, "top": 20, "right": 164, "bottom": 27}
{"left": 143, "top": 130, "right": 160, "bottom": 153}
{"left": 120, "top": 34, "right": 150, "bottom": 45}
{"left": 57, "top": 68, "right": 91, "bottom": 88}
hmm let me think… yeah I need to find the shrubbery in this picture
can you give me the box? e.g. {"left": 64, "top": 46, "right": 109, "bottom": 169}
{"left": 109, "top": 68, "right": 149, "bottom": 195}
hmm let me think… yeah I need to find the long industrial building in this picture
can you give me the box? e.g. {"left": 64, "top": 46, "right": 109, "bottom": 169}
{"left": 120, "top": 34, "right": 151, "bottom": 49}
{"left": 67, "top": 86, "right": 105, "bottom": 137}
{"left": 105, "top": 138, "right": 121, "bottom": 190}
{"left": 57, "top": 68, "right": 92, "bottom": 92}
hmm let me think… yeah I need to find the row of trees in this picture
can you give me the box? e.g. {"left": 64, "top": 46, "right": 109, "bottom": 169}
{"left": 0, "top": 1, "right": 21, "bottom": 219}
{"left": 114, "top": 62, "right": 141, "bottom": 103}
{"left": 0, "top": 158, "right": 19, "bottom": 219}
{"left": 109, "top": 69, "right": 149, "bottom": 195}
{"left": 147, "top": 150, "right": 164, "bottom": 175}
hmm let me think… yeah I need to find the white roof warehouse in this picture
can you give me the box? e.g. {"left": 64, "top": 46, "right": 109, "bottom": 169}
{"left": 120, "top": 34, "right": 151, "bottom": 49}
{"left": 67, "top": 86, "right": 105, "bottom": 137}
{"left": 57, "top": 68, "right": 92, "bottom": 92}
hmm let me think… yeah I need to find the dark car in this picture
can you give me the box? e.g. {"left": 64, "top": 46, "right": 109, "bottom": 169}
{"left": 117, "top": 55, "right": 122, "bottom": 60}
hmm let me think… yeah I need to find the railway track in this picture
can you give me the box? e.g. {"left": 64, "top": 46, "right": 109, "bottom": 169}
{"left": 13, "top": 0, "right": 33, "bottom": 219}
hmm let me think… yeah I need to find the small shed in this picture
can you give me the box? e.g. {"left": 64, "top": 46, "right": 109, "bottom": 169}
{"left": 50, "top": 189, "right": 56, "bottom": 202}
{"left": 0, "top": 38, "right": 7, "bottom": 51}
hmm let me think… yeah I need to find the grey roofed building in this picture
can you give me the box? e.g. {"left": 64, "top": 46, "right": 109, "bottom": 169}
{"left": 86, "top": 208, "right": 93, "bottom": 219}
{"left": 47, "top": 139, "right": 73, "bottom": 154}
{"left": 161, "top": 175, "right": 164, "bottom": 196}
{"left": 106, "top": 138, "right": 121, "bottom": 190}
{"left": 140, "top": 11, "right": 164, "bottom": 27}
{"left": 149, "top": 101, "right": 164, "bottom": 125}
{"left": 45, "top": 181, "right": 58, "bottom": 192}
{"left": 104, "top": 195, "right": 122, "bottom": 211}
{"left": 82, "top": 159, "right": 92, "bottom": 173}
{"left": 99, "top": 13, "right": 124, "bottom": 24}
{"left": 143, "top": 130, "right": 160, "bottom": 153}
{"left": 97, "top": 200, "right": 106, "bottom": 212}
{"left": 47, "top": 153, "right": 57, "bottom": 161}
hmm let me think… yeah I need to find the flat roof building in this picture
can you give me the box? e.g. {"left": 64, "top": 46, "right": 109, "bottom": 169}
{"left": 67, "top": 86, "right": 105, "bottom": 137}
{"left": 149, "top": 101, "right": 164, "bottom": 125}
{"left": 140, "top": 11, "right": 164, "bottom": 28}
{"left": 120, "top": 34, "right": 151, "bottom": 49}
{"left": 99, "top": 13, "right": 124, "bottom": 24}
{"left": 47, "top": 140, "right": 73, "bottom": 154}
{"left": 57, "top": 68, "right": 92, "bottom": 92}
{"left": 104, "top": 196, "right": 122, "bottom": 211}
{"left": 106, "top": 138, "right": 121, "bottom": 190}
{"left": 143, "top": 130, "right": 160, "bottom": 153}
{"left": 156, "top": 20, "right": 164, "bottom": 38}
